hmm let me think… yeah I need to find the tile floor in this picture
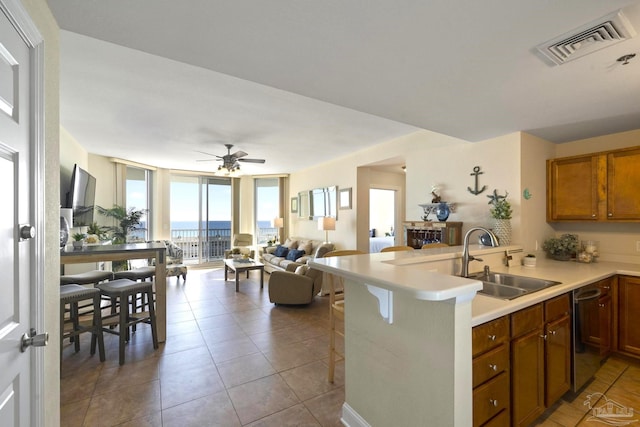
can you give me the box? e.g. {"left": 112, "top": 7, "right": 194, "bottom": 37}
{"left": 61, "top": 267, "right": 640, "bottom": 426}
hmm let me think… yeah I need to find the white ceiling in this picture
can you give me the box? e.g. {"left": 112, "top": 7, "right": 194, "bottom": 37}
{"left": 49, "top": 0, "right": 640, "bottom": 175}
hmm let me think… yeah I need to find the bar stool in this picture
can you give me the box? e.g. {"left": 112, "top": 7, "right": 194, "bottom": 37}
{"left": 60, "top": 270, "right": 114, "bottom": 286}
{"left": 60, "top": 284, "right": 105, "bottom": 362}
{"left": 97, "top": 279, "right": 158, "bottom": 365}
{"left": 113, "top": 266, "right": 155, "bottom": 282}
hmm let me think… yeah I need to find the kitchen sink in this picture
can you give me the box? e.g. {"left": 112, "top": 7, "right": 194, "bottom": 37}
{"left": 470, "top": 272, "right": 562, "bottom": 300}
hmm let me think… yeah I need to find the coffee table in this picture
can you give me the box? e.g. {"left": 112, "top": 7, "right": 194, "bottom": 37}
{"left": 224, "top": 258, "right": 265, "bottom": 292}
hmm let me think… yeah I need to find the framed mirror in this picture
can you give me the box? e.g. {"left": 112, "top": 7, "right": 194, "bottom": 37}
{"left": 298, "top": 191, "right": 312, "bottom": 220}
{"left": 311, "top": 186, "right": 338, "bottom": 219}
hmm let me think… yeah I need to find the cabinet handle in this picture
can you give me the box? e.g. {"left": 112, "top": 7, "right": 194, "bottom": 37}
{"left": 540, "top": 334, "right": 547, "bottom": 340}
{"left": 599, "top": 303, "right": 605, "bottom": 308}
{"left": 548, "top": 330, "right": 557, "bottom": 336}
{"left": 608, "top": 213, "right": 613, "bottom": 217}
{"left": 489, "top": 399, "right": 498, "bottom": 407}
{"left": 592, "top": 214, "right": 597, "bottom": 218}
{"left": 603, "top": 286, "right": 610, "bottom": 290}
{"left": 489, "top": 363, "right": 498, "bottom": 371}
{"left": 488, "top": 334, "right": 496, "bottom": 341}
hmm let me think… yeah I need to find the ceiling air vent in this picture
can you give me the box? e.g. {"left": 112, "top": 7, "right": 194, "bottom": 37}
{"left": 536, "top": 10, "right": 637, "bottom": 66}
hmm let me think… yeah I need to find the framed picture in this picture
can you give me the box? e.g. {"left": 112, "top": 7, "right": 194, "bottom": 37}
{"left": 339, "top": 187, "right": 352, "bottom": 210}
{"left": 291, "top": 196, "right": 298, "bottom": 213}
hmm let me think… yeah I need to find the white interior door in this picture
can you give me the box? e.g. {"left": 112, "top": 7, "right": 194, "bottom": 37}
{"left": 0, "top": 2, "right": 45, "bottom": 426}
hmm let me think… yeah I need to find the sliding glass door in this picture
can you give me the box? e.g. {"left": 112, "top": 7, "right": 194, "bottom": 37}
{"left": 170, "top": 175, "right": 232, "bottom": 264}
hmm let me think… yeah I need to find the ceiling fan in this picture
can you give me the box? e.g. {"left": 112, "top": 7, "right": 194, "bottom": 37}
{"left": 196, "top": 143, "right": 266, "bottom": 173}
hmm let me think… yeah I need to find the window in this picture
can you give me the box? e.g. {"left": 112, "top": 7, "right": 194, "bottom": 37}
{"left": 170, "top": 174, "right": 232, "bottom": 263}
{"left": 126, "top": 166, "right": 151, "bottom": 241}
{"left": 255, "top": 178, "right": 280, "bottom": 244}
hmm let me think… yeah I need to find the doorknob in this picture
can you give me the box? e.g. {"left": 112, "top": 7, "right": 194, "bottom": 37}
{"left": 20, "top": 328, "right": 48, "bottom": 352}
{"left": 19, "top": 224, "right": 35, "bottom": 240}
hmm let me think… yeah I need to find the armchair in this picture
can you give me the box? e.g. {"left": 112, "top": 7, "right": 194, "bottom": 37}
{"left": 268, "top": 264, "right": 323, "bottom": 305}
{"left": 224, "top": 233, "right": 256, "bottom": 259}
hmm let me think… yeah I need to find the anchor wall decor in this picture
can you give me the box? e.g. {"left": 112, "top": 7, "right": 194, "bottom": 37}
{"left": 467, "top": 166, "right": 487, "bottom": 195}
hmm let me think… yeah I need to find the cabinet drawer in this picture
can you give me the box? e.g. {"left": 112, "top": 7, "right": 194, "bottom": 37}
{"left": 473, "top": 344, "right": 509, "bottom": 388}
{"left": 511, "top": 303, "right": 543, "bottom": 338}
{"left": 473, "top": 372, "right": 509, "bottom": 427}
{"left": 597, "top": 277, "right": 613, "bottom": 296}
{"left": 545, "top": 293, "right": 570, "bottom": 322}
{"left": 482, "top": 409, "right": 509, "bottom": 427}
{"left": 473, "top": 316, "right": 509, "bottom": 357}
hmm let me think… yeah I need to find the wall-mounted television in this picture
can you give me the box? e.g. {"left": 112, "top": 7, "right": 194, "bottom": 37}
{"left": 66, "top": 164, "right": 96, "bottom": 227}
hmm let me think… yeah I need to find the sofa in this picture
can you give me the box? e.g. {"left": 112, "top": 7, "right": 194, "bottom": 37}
{"left": 262, "top": 237, "right": 334, "bottom": 274}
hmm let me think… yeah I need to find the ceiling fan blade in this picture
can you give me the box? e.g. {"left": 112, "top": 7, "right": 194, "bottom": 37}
{"left": 195, "top": 150, "right": 223, "bottom": 159}
{"left": 195, "top": 159, "right": 217, "bottom": 162}
{"left": 237, "top": 158, "right": 266, "bottom": 163}
{"left": 231, "top": 150, "right": 248, "bottom": 159}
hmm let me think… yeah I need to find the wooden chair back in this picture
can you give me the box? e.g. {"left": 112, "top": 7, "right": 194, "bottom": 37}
{"left": 380, "top": 245, "right": 414, "bottom": 252}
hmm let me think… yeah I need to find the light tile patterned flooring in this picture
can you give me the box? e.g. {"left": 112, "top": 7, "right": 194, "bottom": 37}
{"left": 60, "top": 267, "right": 345, "bottom": 426}
{"left": 61, "top": 267, "right": 640, "bottom": 426}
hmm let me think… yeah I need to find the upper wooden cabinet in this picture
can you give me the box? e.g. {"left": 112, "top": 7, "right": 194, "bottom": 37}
{"left": 547, "top": 146, "right": 640, "bottom": 222}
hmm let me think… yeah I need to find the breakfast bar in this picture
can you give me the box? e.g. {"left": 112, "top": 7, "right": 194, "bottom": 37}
{"left": 60, "top": 242, "right": 167, "bottom": 342}
{"left": 310, "top": 245, "right": 640, "bottom": 427}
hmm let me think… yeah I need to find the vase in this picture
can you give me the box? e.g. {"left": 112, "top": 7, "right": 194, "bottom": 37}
{"left": 552, "top": 252, "right": 572, "bottom": 261}
{"left": 60, "top": 216, "right": 70, "bottom": 248}
{"left": 435, "top": 202, "right": 450, "bottom": 222}
{"left": 492, "top": 218, "right": 511, "bottom": 246}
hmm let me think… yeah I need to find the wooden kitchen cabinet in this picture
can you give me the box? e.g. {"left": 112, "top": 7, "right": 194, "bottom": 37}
{"left": 547, "top": 146, "right": 640, "bottom": 222}
{"left": 583, "top": 277, "right": 614, "bottom": 356}
{"left": 543, "top": 294, "right": 571, "bottom": 406}
{"left": 472, "top": 316, "right": 510, "bottom": 427}
{"left": 510, "top": 294, "right": 571, "bottom": 426}
{"left": 510, "top": 304, "right": 545, "bottom": 427}
{"left": 618, "top": 275, "right": 640, "bottom": 357}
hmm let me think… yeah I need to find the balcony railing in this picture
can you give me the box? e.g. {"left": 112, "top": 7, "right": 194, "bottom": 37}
{"left": 170, "top": 226, "right": 279, "bottom": 262}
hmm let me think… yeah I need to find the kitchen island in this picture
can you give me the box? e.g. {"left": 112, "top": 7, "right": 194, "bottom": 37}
{"left": 310, "top": 245, "right": 640, "bottom": 427}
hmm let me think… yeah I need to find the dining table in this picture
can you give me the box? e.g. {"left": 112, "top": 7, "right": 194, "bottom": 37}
{"left": 60, "top": 241, "right": 167, "bottom": 342}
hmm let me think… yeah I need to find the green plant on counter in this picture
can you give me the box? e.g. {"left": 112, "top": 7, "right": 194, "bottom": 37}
{"left": 487, "top": 190, "right": 512, "bottom": 220}
{"left": 86, "top": 221, "right": 109, "bottom": 241}
{"left": 542, "top": 234, "right": 579, "bottom": 256}
{"left": 72, "top": 232, "right": 85, "bottom": 242}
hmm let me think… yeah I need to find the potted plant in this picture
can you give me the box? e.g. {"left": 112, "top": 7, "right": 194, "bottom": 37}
{"left": 86, "top": 221, "right": 109, "bottom": 241}
{"left": 488, "top": 190, "right": 512, "bottom": 245}
{"left": 523, "top": 254, "right": 536, "bottom": 267}
{"left": 96, "top": 205, "right": 147, "bottom": 244}
{"left": 71, "top": 232, "right": 85, "bottom": 249}
{"left": 542, "top": 234, "right": 579, "bottom": 261}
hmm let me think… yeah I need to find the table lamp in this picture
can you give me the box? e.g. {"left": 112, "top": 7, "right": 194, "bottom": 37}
{"left": 273, "top": 217, "right": 284, "bottom": 243}
{"left": 318, "top": 216, "right": 336, "bottom": 243}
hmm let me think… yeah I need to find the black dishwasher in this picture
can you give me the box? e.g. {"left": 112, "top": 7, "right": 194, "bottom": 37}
{"left": 572, "top": 283, "right": 606, "bottom": 392}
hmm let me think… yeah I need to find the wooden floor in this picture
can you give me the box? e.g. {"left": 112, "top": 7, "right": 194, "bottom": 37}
{"left": 60, "top": 267, "right": 640, "bottom": 426}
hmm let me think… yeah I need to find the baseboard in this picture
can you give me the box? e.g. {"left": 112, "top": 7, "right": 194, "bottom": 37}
{"left": 341, "top": 403, "right": 370, "bottom": 427}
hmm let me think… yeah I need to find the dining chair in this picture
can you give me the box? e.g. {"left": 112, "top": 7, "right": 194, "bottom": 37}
{"left": 323, "top": 249, "right": 366, "bottom": 383}
{"left": 380, "top": 245, "right": 414, "bottom": 252}
{"left": 421, "top": 243, "right": 449, "bottom": 249}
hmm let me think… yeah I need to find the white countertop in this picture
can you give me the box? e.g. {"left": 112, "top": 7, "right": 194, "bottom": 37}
{"left": 309, "top": 245, "right": 640, "bottom": 327}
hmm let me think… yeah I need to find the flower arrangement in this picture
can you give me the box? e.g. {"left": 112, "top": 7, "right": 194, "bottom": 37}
{"left": 542, "top": 234, "right": 579, "bottom": 258}
{"left": 487, "top": 190, "right": 512, "bottom": 220}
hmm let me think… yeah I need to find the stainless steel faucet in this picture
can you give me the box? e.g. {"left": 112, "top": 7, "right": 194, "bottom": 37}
{"left": 461, "top": 227, "right": 500, "bottom": 277}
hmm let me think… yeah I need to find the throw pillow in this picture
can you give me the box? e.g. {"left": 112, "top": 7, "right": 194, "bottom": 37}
{"left": 286, "top": 249, "right": 305, "bottom": 261}
{"left": 294, "top": 265, "right": 309, "bottom": 275}
{"left": 274, "top": 245, "right": 289, "bottom": 257}
{"left": 297, "top": 240, "right": 313, "bottom": 255}
{"left": 283, "top": 238, "right": 299, "bottom": 249}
